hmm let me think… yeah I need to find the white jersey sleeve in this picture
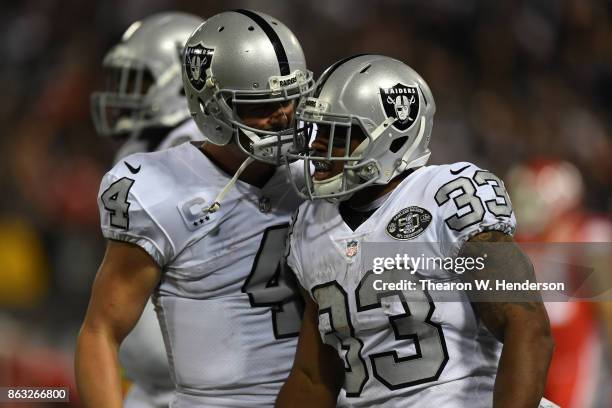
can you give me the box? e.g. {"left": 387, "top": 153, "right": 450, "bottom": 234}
{"left": 98, "top": 164, "right": 173, "bottom": 267}
{"left": 432, "top": 162, "right": 516, "bottom": 258}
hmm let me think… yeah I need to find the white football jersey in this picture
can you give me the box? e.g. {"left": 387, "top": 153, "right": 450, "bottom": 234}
{"left": 287, "top": 162, "right": 516, "bottom": 407}
{"left": 113, "top": 119, "right": 204, "bottom": 408}
{"left": 98, "top": 142, "right": 303, "bottom": 407}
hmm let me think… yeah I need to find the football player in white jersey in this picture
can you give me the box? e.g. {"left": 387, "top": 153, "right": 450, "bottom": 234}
{"left": 89, "top": 12, "right": 205, "bottom": 408}
{"left": 76, "top": 10, "right": 314, "bottom": 408}
{"left": 278, "top": 55, "right": 554, "bottom": 407}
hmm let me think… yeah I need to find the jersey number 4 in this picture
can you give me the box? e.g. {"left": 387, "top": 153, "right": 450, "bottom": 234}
{"left": 242, "top": 224, "right": 303, "bottom": 339}
{"left": 100, "top": 177, "right": 135, "bottom": 230}
{"left": 313, "top": 270, "right": 448, "bottom": 397}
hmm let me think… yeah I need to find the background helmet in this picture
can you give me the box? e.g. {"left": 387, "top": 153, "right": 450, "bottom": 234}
{"left": 182, "top": 9, "right": 314, "bottom": 164}
{"left": 91, "top": 12, "right": 204, "bottom": 137}
{"left": 287, "top": 54, "right": 435, "bottom": 200}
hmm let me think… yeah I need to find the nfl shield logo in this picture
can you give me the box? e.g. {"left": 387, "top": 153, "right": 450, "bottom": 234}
{"left": 184, "top": 43, "right": 214, "bottom": 91}
{"left": 345, "top": 240, "right": 359, "bottom": 258}
{"left": 380, "top": 83, "right": 420, "bottom": 131}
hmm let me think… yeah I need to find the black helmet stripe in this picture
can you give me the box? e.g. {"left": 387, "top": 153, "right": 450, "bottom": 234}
{"left": 314, "top": 54, "right": 370, "bottom": 97}
{"left": 234, "top": 9, "right": 290, "bottom": 76}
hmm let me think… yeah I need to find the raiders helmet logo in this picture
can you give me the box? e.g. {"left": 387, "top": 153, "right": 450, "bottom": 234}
{"left": 380, "top": 83, "right": 420, "bottom": 131}
{"left": 386, "top": 206, "right": 432, "bottom": 240}
{"left": 184, "top": 43, "right": 214, "bottom": 91}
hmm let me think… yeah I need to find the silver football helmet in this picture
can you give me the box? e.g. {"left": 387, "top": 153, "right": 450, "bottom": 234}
{"left": 91, "top": 12, "right": 204, "bottom": 137}
{"left": 286, "top": 54, "right": 436, "bottom": 200}
{"left": 182, "top": 9, "right": 314, "bottom": 165}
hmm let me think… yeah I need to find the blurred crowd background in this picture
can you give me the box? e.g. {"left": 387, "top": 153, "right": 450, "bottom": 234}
{"left": 0, "top": 0, "right": 610, "bottom": 406}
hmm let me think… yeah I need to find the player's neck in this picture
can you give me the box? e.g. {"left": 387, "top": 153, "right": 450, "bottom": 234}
{"left": 200, "top": 142, "right": 276, "bottom": 188}
{"left": 347, "top": 170, "right": 413, "bottom": 208}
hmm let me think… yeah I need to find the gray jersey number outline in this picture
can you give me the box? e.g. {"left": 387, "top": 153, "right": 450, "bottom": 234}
{"left": 312, "top": 270, "right": 448, "bottom": 396}
{"left": 312, "top": 281, "right": 368, "bottom": 397}
{"left": 242, "top": 224, "right": 303, "bottom": 339}
{"left": 357, "top": 270, "right": 448, "bottom": 389}
{"left": 100, "top": 177, "right": 135, "bottom": 230}
{"left": 435, "top": 170, "right": 512, "bottom": 231}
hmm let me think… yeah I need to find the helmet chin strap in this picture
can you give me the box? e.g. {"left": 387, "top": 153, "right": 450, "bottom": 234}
{"left": 241, "top": 128, "right": 260, "bottom": 145}
{"left": 205, "top": 115, "right": 294, "bottom": 213}
{"left": 312, "top": 172, "right": 345, "bottom": 198}
{"left": 205, "top": 156, "right": 255, "bottom": 214}
{"left": 311, "top": 147, "right": 367, "bottom": 200}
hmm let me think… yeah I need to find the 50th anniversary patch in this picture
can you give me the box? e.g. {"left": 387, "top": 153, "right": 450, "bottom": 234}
{"left": 386, "top": 206, "right": 432, "bottom": 240}
{"left": 184, "top": 43, "right": 214, "bottom": 91}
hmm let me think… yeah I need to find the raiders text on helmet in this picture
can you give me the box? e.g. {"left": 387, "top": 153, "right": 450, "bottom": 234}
{"left": 182, "top": 10, "right": 314, "bottom": 165}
